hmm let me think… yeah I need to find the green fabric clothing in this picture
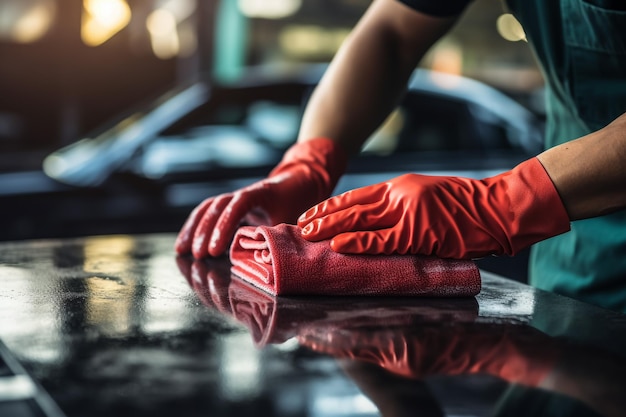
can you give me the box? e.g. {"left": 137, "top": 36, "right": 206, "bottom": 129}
{"left": 506, "top": 0, "right": 626, "bottom": 312}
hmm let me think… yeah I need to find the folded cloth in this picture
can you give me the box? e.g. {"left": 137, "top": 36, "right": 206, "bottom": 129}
{"left": 230, "top": 223, "right": 481, "bottom": 296}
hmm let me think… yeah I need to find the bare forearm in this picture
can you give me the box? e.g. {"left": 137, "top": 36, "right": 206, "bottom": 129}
{"left": 298, "top": 0, "right": 456, "bottom": 155}
{"left": 537, "top": 112, "right": 626, "bottom": 220}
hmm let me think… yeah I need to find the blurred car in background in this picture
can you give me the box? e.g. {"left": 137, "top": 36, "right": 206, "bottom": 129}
{"left": 0, "top": 64, "right": 542, "bottom": 239}
{"left": 1, "top": 68, "right": 543, "bottom": 282}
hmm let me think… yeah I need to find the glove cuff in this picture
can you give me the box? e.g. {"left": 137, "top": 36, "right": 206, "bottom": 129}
{"left": 502, "top": 157, "right": 571, "bottom": 254}
{"left": 269, "top": 138, "right": 349, "bottom": 201}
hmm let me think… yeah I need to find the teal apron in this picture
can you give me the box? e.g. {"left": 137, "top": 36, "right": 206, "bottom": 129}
{"left": 505, "top": 0, "right": 626, "bottom": 312}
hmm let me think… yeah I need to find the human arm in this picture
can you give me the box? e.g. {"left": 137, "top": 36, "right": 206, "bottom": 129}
{"left": 297, "top": 0, "right": 459, "bottom": 154}
{"left": 298, "top": 112, "right": 626, "bottom": 258}
{"left": 537, "top": 111, "right": 626, "bottom": 220}
{"left": 176, "top": 0, "right": 459, "bottom": 258}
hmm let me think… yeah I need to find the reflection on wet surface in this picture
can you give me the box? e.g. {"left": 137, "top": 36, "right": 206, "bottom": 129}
{"left": 0, "top": 234, "right": 625, "bottom": 417}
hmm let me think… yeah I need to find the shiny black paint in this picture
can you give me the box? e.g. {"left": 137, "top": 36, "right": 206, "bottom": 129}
{"left": 0, "top": 234, "right": 624, "bottom": 417}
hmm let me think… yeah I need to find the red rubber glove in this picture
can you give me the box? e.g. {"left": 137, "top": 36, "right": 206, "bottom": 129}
{"left": 175, "top": 138, "right": 347, "bottom": 258}
{"left": 298, "top": 157, "right": 570, "bottom": 259}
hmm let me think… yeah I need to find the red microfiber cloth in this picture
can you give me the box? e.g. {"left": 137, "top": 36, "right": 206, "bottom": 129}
{"left": 229, "top": 223, "right": 481, "bottom": 296}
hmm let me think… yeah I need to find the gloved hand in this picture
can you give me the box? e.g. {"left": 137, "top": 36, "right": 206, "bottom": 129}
{"left": 298, "top": 157, "right": 570, "bottom": 259}
{"left": 175, "top": 138, "right": 347, "bottom": 258}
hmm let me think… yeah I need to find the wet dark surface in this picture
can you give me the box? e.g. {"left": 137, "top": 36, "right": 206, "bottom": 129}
{"left": 0, "top": 233, "right": 625, "bottom": 417}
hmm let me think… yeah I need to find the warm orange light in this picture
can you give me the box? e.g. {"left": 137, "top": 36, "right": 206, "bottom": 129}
{"left": 278, "top": 25, "right": 350, "bottom": 58}
{"left": 429, "top": 41, "right": 463, "bottom": 88}
{"left": 146, "top": 9, "right": 180, "bottom": 59}
{"left": 496, "top": 13, "right": 526, "bottom": 42}
{"left": 0, "top": 0, "right": 56, "bottom": 44}
{"left": 238, "top": 0, "right": 301, "bottom": 19}
{"left": 83, "top": 236, "right": 136, "bottom": 335}
{"left": 144, "top": 1, "right": 198, "bottom": 60}
{"left": 81, "top": 0, "right": 131, "bottom": 47}
{"left": 157, "top": 0, "right": 197, "bottom": 22}
{"left": 146, "top": 9, "right": 176, "bottom": 36}
{"left": 12, "top": 3, "right": 56, "bottom": 43}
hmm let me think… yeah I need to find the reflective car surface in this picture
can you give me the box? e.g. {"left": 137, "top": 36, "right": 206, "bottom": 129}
{"left": 1, "top": 233, "right": 625, "bottom": 417}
